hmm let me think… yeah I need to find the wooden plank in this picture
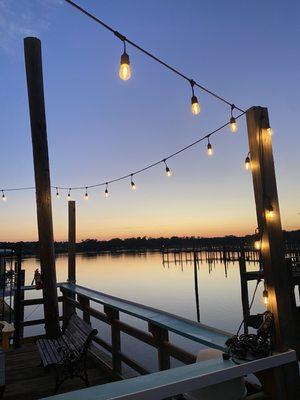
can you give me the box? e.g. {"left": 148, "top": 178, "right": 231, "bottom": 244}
{"left": 41, "top": 350, "right": 297, "bottom": 400}
{"left": 60, "top": 283, "right": 231, "bottom": 351}
{"left": 24, "top": 37, "right": 60, "bottom": 338}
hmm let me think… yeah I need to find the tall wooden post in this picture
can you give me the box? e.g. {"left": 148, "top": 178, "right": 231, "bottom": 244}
{"left": 68, "top": 200, "right": 76, "bottom": 283}
{"left": 24, "top": 37, "right": 60, "bottom": 338}
{"left": 246, "top": 106, "right": 298, "bottom": 398}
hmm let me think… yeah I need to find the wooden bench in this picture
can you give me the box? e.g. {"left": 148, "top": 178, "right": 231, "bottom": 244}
{"left": 36, "top": 313, "right": 98, "bottom": 394}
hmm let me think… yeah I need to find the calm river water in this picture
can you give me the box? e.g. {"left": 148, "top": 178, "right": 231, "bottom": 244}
{"left": 21, "top": 251, "right": 266, "bottom": 371}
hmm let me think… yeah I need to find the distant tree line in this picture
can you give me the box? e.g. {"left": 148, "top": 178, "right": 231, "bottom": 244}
{"left": 1, "top": 229, "right": 299, "bottom": 255}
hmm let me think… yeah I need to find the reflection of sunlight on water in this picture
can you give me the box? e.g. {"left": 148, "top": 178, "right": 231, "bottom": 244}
{"left": 21, "top": 252, "right": 266, "bottom": 370}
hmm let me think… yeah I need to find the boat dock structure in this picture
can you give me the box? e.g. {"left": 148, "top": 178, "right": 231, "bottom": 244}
{"left": 1, "top": 1, "right": 300, "bottom": 399}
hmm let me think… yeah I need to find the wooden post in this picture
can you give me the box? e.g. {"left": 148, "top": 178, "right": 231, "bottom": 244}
{"left": 148, "top": 323, "right": 170, "bottom": 371}
{"left": 246, "top": 106, "right": 298, "bottom": 398}
{"left": 68, "top": 201, "right": 76, "bottom": 284}
{"left": 24, "top": 37, "right": 60, "bottom": 338}
{"left": 238, "top": 249, "right": 250, "bottom": 334}
{"left": 78, "top": 295, "right": 90, "bottom": 325}
{"left": 104, "top": 306, "right": 122, "bottom": 375}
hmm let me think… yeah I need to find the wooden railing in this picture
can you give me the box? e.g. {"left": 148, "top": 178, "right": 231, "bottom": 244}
{"left": 18, "top": 282, "right": 230, "bottom": 379}
{"left": 60, "top": 283, "right": 226, "bottom": 378}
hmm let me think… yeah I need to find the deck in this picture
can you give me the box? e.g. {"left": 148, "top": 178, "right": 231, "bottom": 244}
{"left": 3, "top": 342, "right": 113, "bottom": 400}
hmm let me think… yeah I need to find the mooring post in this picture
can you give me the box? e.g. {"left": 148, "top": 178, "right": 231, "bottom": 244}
{"left": 68, "top": 200, "right": 76, "bottom": 284}
{"left": 246, "top": 106, "right": 298, "bottom": 399}
{"left": 24, "top": 37, "right": 60, "bottom": 338}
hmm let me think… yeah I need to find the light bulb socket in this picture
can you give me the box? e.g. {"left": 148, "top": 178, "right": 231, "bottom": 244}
{"left": 191, "top": 95, "right": 198, "bottom": 105}
{"left": 207, "top": 143, "right": 212, "bottom": 150}
{"left": 121, "top": 52, "right": 130, "bottom": 65}
{"left": 230, "top": 116, "right": 236, "bottom": 124}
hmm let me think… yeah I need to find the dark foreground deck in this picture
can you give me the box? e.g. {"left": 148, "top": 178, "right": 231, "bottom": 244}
{"left": 3, "top": 342, "right": 113, "bottom": 400}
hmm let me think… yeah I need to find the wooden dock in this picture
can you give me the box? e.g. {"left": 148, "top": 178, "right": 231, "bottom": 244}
{"left": 3, "top": 342, "right": 113, "bottom": 400}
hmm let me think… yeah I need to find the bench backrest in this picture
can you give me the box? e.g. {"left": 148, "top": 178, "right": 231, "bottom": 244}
{"left": 63, "top": 313, "right": 98, "bottom": 354}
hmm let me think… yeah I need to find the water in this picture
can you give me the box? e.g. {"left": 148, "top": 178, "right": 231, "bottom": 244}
{"left": 21, "top": 251, "right": 266, "bottom": 371}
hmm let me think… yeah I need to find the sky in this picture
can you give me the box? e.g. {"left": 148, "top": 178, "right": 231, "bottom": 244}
{"left": 0, "top": 0, "right": 300, "bottom": 242}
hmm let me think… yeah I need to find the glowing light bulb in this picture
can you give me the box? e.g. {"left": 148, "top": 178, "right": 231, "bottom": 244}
{"left": 84, "top": 189, "right": 89, "bottom": 200}
{"left": 67, "top": 189, "right": 71, "bottom": 201}
{"left": 130, "top": 175, "right": 136, "bottom": 190}
{"left": 263, "top": 289, "right": 269, "bottom": 305}
{"left": 191, "top": 95, "right": 200, "bottom": 115}
{"left": 2, "top": 191, "right": 6, "bottom": 201}
{"left": 105, "top": 183, "right": 109, "bottom": 198}
{"left": 56, "top": 189, "right": 60, "bottom": 199}
{"left": 230, "top": 117, "right": 238, "bottom": 133}
{"left": 245, "top": 155, "right": 251, "bottom": 170}
{"left": 119, "top": 52, "right": 131, "bottom": 81}
{"left": 254, "top": 240, "right": 261, "bottom": 251}
{"left": 164, "top": 160, "right": 172, "bottom": 177}
{"left": 265, "top": 204, "right": 274, "bottom": 219}
{"left": 207, "top": 142, "right": 213, "bottom": 156}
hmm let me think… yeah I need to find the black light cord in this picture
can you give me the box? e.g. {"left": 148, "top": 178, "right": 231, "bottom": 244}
{"left": 1, "top": 112, "right": 245, "bottom": 193}
{"left": 64, "top": 0, "right": 245, "bottom": 113}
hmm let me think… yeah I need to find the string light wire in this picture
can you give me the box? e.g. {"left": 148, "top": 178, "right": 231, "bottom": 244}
{"left": 64, "top": 0, "right": 245, "bottom": 113}
{"left": 0, "top": 111, "right": 245, "bottom": 195}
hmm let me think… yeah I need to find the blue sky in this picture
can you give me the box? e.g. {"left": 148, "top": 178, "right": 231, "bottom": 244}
{"left": 0, "top": 0, "right": 299, "bottom": 241}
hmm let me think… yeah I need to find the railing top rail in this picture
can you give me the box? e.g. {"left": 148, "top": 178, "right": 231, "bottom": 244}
{"left": 60, "top": 283, "right": 231, "bottom": 351}
{"left": 42, "top": 349, "right": 296, "bottom": 400}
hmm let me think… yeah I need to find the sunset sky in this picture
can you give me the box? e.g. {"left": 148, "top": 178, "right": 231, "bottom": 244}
{"left": 1, "top": 0, "right": 299, "bottom": 242}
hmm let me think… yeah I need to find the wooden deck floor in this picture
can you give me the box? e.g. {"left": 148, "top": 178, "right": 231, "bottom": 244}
{"left": 3, "top": 342, "right": 113, "bottom": 400}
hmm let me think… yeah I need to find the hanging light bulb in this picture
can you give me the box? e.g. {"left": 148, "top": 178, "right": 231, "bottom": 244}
{"left": 67, "top": 189, "right": 71, "bottom": 201}
{"left": 130, "top": 174, "right": 136, "bottom": 190}
{"left": 105, "top": 183, "right": 109, "bottom": 198}
{"left": 119, "top": 40, "right": 131, "bottom": 81}
{"left": 229, "top": 105, "right": 238, "bottom": 133}
{"left": 263, "top": 289, "right": 269, "bottom": 305}
{"left": 207, "top": 137, "right": 213, "bottom": 156}
{"left": 2, "top": 190, "right": 6, "bottom": 201}
{"left": 245, "top": 153, "right": 251, "bottom": 170}
{"left": 266, "top": 124, "right": 273, "bottom": 136}
{"left": 84, "top": 187, "right": 89, "bottom": 200}
{"left": 254, "top": 228, "right": 261, "bottom": 250}
{"left": 56, "top": 188, "right": 60, "bottom": 199}
{"left": 164, "top": 160, "right": 172, "bottom": 177}
{"left": 190, "top": 80, "right": 200, "bottom": 115}
{"left": 265, "top": 202, "right": 274, "bottom": 219}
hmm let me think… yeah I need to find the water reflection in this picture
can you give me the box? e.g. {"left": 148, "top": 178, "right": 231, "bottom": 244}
{"left": 20, "top": 250, "right": 265, "bottom": 369}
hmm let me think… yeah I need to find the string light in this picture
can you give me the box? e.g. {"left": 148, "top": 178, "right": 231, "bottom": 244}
{"left": 244, "top": 153, "right": 251, "bottom": 170}
{"left": 84, "top": 187, "right": 89, "bottom": 200}
{"left": 105, "top": 183, "right": 109, "bottom": 198}
{"left": 2, "top": 190, "right": 6, "bottom": 201}
{"left": 207, "top": 137, "right": 213, "bottom": 156}
{"left": 164, "top": 160, "right": 172, "bottom": 177}
{"left": 64, "top": 0, "right": 245, "bottom": 113}
{"left": 229, "top": 104, "right": 238, "bottom": 133}
{"left": 0, "top": 114, "right": 245, "bottom": 199}
{"left": 67, "top": 188, "right": 71, "bottom": 201}
{"left": 263, "top": 288, "right": 269, "bottom": 306}
{"left": 190, "top": 80, "right": 200, "bottom": 116}
{"left": 119, "top": 39, "right": 131, "bottom": 81}
{"left": 265, "top": 201, "right": 274, "bottom": 219}
{"left": 130, "top": 174, "right": 136, "bottom": 190}
{"left": 56, "top": 188, "right": 60, "bottom": 199}
{"left": 254, "top": 227, "right": 261, "bottom": 250}
{"left": 266, "top": 124, "right": 273, "bottom": 136}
